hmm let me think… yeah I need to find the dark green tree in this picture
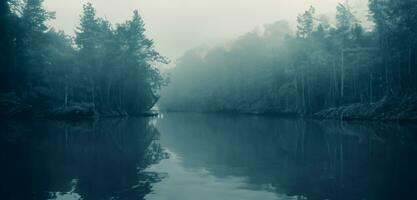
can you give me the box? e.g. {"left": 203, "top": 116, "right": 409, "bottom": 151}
{"left": 17, "top": 0, "right": 54, "bottom": 93}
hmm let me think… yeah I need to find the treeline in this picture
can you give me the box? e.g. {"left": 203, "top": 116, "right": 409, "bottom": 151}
{"left": 161, "top": 1, "right": 417, "bottom": 115}
{"left": 0, "top": 0, "right": 166, "bottom": 117}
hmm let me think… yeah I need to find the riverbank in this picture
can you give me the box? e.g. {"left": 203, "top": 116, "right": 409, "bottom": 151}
{"left": 1, "top": 93, "right": 159, "bottom": 120}
{"left": 313, "top": 95, "right": 417, "bottom": 122}
{"left": 162, "top": 96, "right": 417, "bottom": 122}
{"left": 48, "top": 105, "right": 159, "bottom": 119}
{"left": 3, "top": 92, "right": 417, "bottom": 122}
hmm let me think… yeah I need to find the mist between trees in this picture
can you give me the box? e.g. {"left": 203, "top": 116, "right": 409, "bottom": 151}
{"left": 160, "top": 1, "right": 417, "bottom": 118}
{"left": 1, "top": 0, "right": 417, "bottom": 119}
{"left": 1, "top": 0, "right": 167, "bottom": 117}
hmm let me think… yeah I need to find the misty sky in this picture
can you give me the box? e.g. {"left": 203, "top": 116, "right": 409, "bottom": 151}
{"left": 44, "top": 0, "right": 369, "bottom": 61}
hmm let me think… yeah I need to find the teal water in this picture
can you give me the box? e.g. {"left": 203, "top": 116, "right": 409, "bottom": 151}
{"left": 1, "top": 113, "right": 416, "bottom": 200}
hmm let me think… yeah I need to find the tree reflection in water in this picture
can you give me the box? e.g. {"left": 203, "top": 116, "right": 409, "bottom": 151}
{"left": 0, "top": 117, "right": 167, "bottom": 200}
{"left": 1, "top": 114, "right": 417, "bottom": 200}
{"left": 156, "top": 113, "right": 417, "bottom": 200}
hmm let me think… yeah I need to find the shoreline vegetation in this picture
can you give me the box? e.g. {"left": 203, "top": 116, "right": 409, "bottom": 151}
{"left": 0, "top": 1, "right": 167, "bottom": 120}
{"left": 0, "top": 93, "right": 159, "bottom": 119}
{"left": 2, "top": 1, "right": 417, "bottom": 122}
{"left": 159, "top": 1, "right": 417, "bottom": 120}
{"left": 2, "top": 91, "right": 417, "bottom": 122}
{"left": 161, "top": 95, "right": 417, "bottom": 122}
{"left": 313, "top": 95, "right": 417, "bottom": 122}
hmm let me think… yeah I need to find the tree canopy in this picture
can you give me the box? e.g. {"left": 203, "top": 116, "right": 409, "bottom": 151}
{"left": 0, "top": 0, "right": 167, "bottom": 116}
{"left": 160, "top": 1, "right": 417, "bottom": 115}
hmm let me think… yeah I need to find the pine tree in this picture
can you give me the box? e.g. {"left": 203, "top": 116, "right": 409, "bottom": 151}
{"left": 115, "top": 10, "right": 166, "bottom": 114}
{"left": 296, "top": 6, "right": 315, "bottom": 39}
{"left": 75, "top": 3, "right": 100, "bottom": 108}
{"left": 18, "top": 0, "right": 54, "bottom": 91}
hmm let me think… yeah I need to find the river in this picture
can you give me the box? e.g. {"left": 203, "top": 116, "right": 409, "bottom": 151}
{"left": 1, "top": 113, "right": 416, "bottom": 200}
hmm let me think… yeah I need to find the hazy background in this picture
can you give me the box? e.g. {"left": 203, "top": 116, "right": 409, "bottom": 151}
{"left": 44, "top": 0, "right": 369, "bottom": 62}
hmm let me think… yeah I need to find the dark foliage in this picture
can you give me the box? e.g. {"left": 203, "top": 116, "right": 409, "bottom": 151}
{"left": 0, "top": 0, "right": 167, "bottom": 118}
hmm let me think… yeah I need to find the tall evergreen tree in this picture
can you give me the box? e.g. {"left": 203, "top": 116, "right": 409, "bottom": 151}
{"left": 296, "top": 6, "right": 315, "bottom": 39}
{"left": 115, "top": 10, "right": 167, "bottom": 114}
{"left": 17, "top": 0, "right": 54, "bottom": 91}
{"left": 75, "top": 2, "right": 100, "bottom": 107}
{"left": 0, "top": 0, "right": 14, "bottom": 92}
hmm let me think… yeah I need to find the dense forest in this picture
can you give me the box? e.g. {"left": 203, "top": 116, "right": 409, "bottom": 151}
{"left": 161, "top": 0, "right": 417, "bottom": 120}
{"left": 2, "top": 0, "right": 417, "bottom": 121}
{"left": 0, "top": 0, "right": 167, "bottom": 118}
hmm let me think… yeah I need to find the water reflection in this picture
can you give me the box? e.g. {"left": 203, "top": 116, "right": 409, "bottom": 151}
{"left": 155, "top": 113, "right": 417, "bottom": 200}
{"left": 0, "top": 113, "right": 416, "bottom": 200}
{"left": 0, "top": 118, "right": 166, "bottom": 200}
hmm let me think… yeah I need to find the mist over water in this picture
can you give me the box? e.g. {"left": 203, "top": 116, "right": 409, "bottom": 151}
{"left": 1, "top": 0, "right": 417, "bottom": 199}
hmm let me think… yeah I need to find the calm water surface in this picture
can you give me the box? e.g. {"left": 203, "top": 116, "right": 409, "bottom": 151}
{"left": 1, "top": 113, "right": 417, "bottom": 200}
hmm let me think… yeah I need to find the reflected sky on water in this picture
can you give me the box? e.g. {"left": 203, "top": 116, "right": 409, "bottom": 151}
{"left": 1, "top": 113, "right": 416, "bottom": 200}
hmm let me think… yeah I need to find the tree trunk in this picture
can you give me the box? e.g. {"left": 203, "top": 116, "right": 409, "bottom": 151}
{"left": 333, "top": 59, "right": 338, "bottom": 105}
{"left": 408, "top": 47, "right": 412, "bottom": 76}
{"left": 341, "top": 50, "right": 345, "bottom": 99}
{"left": 119, "top": 83, "right": 123, "bottom": 109}
{"left": 107, "top": 76, "right": 112, "bottom": 105}
{"left": 397, "top": 58, "right": 402, "bottom": 93}
{"left": 64, "top": 79, "right": 68, "bottom": 109}
{"left": 369, "top": 73, "right": 373, "bottom": 103}
{"left": 385, "top": 51, "right": 389, "bottom": 95}
{"left": 91, "top": 79, "right": 96, "bottom": 110}
{"left": 294, "top": 76, "right": 300, "bottom": 109}
{"left": 301, "top": 69, "right": 306, "bottom": 112}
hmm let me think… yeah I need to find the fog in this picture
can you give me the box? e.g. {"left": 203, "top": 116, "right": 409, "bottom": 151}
{"left": 44, "top": 0, "right": 368, "bottom": 60}
{"left": 2, "top": 0, "right": 417, "bottom": 199}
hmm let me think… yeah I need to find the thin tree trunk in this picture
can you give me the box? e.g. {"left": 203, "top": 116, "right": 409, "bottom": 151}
{"left": 341, "top": 50, "right": 345, "bottom": 99}
{"left": 398, "top": 58, "right": 402, "bottom": 92}
{"left": 333, "top": 59, "right": 338, "bottom": 105}
{"left": 408, "top": 47, "right": 412, "bottom": 91}
{"left": 119, "top": 83, "right": 123, "bottom": 108}
{"left": 91, "top": 78, "right": 96, "bottom": 110}
{"left": 107, "top": 76, "right": 112, "bottom": 105}
{"left": 301, "top": 70, "right": 306, "bottom": 111}
{"left": 64, "top": 79, "right": 68, "bottom": 109}
{"left": 408, "top": 47, "right": 412, "bottom": 76}
{"left": 306, "top": 77, "right": 309, "bottom": 111}
{"left": 369, "top": 73, "right": 373, "bottom": 103}
{"left": 294, "top": 76, "right": 300, "bottom": 108}
{"left": 385, "top": 51, "right": 389, "bottom": 95}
